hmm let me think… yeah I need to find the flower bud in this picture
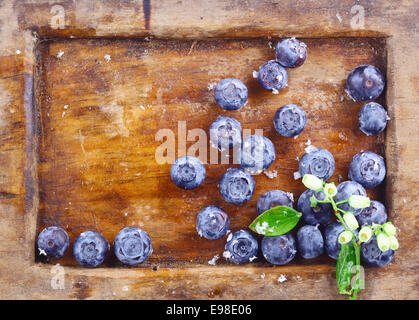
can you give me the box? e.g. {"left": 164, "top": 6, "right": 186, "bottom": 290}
{"left": 302, "top": 174, "right": 323, "bottom": 191}
{"left": 324, "top": 183, "right": 337, "bottom": 197}
{"left": 377, "top": 233, "right": 390, "bottom": 252}
{"left": 338, "top": 231, "right": 353, "bottom": 244}
{"left": 309, "top": 194, "right": 318, "bottom": 208}
{"left": 389, "top": 236, "right": 399, "bottom": 250}
{"left": 383, "top": 222, "right": 396, "bottom": 237}
{"left": 348, "top": 195, "right": 370, "bottom": 209}
{"left": 343, "top": 213, "right": 359, "bottom": 230}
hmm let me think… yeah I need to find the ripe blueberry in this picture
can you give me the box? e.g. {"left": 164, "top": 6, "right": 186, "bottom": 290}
{"left": 214, "top": 78, "right": 248, "bottom": 110}
{"left": 297, "top": 189, "right": 334, "bottom": 225}
{"left": 275, "top": 37, "right": 307, "bottom": 68}
{"left": 37, "top": 226, "right": 69, "bottom": 259}
{"left": 324, "top": 222, "right": 345, "bottom": 260}
{"left": 219, "top": 168, "right": 256, "bottom": 204}
{"left": 361, "top": 236, "right": 395, "bottom": 267}
{"left": 359, "top": 102, "right": 389, "bottom": 136}
{"left": 209, "top": 116, "right": 242, "bottom": 150}
{"left": 241, "top": 134, "right": 276, "bottom": 174}
{"left": 348, "top": 151, "right": 386, "bottom": 189}
{"left": 346, "top": 64, "right": 385, "bottom": 101}
{"left": 299, "top": 148, "right": 335, "bottom": 181}
{"left": 196, "top": 206, "right": 230, "bottom": 240}
{"left": 261, "top": 233, "right": 297, "bottom": 265}
{"left": 257, "top": 60, "right": 288, "bottom": 92}
{"left": 297, "top": 225, "right": 324, "bottom": 259}
{"left": 333, "top": 180, "right": 367, "bottom": 216}
{"left": 257, "top": 190, "right": 293, "bottom": 215}
{"left": 114, "top": 227, "right": 152, "bottom": 266}
{"left": 73, "top": 231, "right": 109, "bottom": 267}
{"left": 224, "top": 230, "right": 258, "bottom": 264}
{"left": 170, "top": 155, "right": 206, "bottom": 190}
{"left": 357, "top": 200, "right": 388, "bottom": 226}
{"left": 273, "top": 104, "right": 307, "bottom": 137}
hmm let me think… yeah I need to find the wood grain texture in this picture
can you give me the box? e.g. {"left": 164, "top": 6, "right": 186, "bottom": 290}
{"left": 0, "top": 0, "right": 418, "bottom": 300}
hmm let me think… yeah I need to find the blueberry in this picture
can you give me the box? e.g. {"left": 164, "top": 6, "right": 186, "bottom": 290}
{"left": 357, "top": 200, "right": 388, "bottom": 226}
{"left": 257, "top": 60, "right": 288, "bottom": 92}
{"left": 37, "top": 226, "right": 69, "bottom": 259}
{"left": 261, "top": 233, "right": 297, "bottom": 265}
{"left": 170, "top": 155, "right": 206, "bottom": 190}
{"left": 257, "top": 190, "right": 293, "bottom": 215}
{"left": 299, "top": 148, "right": 335, "bottom": 181}
{"left": 348, "top": 151, "right": 386, "bottom": 189}
{"left": 346, "top": 64, "right": 385, "bottom": 101}
{"left": 209, "top": 116, "right": 242, "bottom": 150}
{"left": 275, "top": 37, "right": 307, "bottom": 68}
{"left": 273, "top": 104, "right": 307, "bottom": 137}
{"left": 241, "top": 134, "right": 276, "bottom": 174}
{"left": 224, "top": 230, "right": 258, "bottom": 264}
{"left": 73, "top": 231, "right": 109, "bottom": 267}
{"left": 196, "top": 206, "right": 230, "bottom": 240}
{"left": 359, "top": 102, "right": 388, "bottom": 136}
{"left": 324, "top": 222, "right": 345, "bottom": 260}
{"left": 297, "top": 189, "right": 334, "bottom": 225}
{"left": 114, "top": 227, "right": 152, "bottom": 266}
{"left": 297, "top": 225, "right": 324, "bottom": 259}
{"left": 219, "top": 168, "right": 256, "bottom": 204}
{"left": 214, "top": 78, "right": 248, "bottom": 110}
{"left": 361, "top": 236, "right": 395, "bottom": 267}
{"left": 333, "top": 181, "right": 367, "bottom": 216}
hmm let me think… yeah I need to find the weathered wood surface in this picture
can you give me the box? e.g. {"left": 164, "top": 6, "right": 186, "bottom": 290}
{"left": 0, "top": 0, "right": 418, "bottom": 299}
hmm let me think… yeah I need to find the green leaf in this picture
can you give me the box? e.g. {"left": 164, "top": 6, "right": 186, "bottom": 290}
{"left": 336, "top": 243, "right": 357, "bottom": 295}
{"left": 249, "top": 206, "right": 302, "bottom": 236}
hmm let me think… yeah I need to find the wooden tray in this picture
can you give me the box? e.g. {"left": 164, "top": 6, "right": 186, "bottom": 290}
{"left": 0, "top": 0, "right": 417, "bottom": 299}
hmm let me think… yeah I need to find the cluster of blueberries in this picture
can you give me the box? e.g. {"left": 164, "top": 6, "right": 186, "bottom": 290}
{"left": 37, "top": 226, "right": 152, "bottom": 267}
{"left": 37, "top": 38, "right": 390, "bottom": 268}
{"left": 171, "top": 38, "right": 391, "bottom": 266}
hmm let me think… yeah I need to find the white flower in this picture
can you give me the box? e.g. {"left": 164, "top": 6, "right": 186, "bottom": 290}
{"left": 359, "top": 226, "right": 372, "bottom": 242}
{"left": 348, "top": 195, "right": 370, "bottom": 209}
{"left": 302, "top": 174, "right": 323, "bottom": 191}
{"left": 324, "top": 183, "right": 337, "bottom": 197}
{"left": 383, "top": 222, "right": 396, "bottom": 237}
{"left": 377, "top": 233, "right": 390, "bottom": 252}
{"left": 389, "top": 236, "right": 399, "bottom": 250}
{"left": 338, "top": 231, "right": 353, "bottom": 244}
{"left": 343, "top": 213, "right": 359, "bottom": 230}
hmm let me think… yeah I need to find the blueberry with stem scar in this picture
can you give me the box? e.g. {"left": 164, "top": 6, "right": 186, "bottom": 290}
{"left": 361, "top": 236, "right": 395, "bottom": 267}
{"left": 219, "top": 168, "right": 256, "bottom": 204}
{"left": 297, "top": 189, "right": 334, "bottom": 225}
{"left": 348, "top": 151, "right": 386, "bottom": 189}
{"left": 257, "top": 190, "right": 293, "bottom": 215}
{"left": 114, "top": 227, "right": 152, "bottom": 266}
{"left": 241, "top": 134, "right": 276, "bottom": 174}
{"left": 299, "top": 148, "right": 335, "bottom": 181}
{"left": 224, "top": 230, "right": 258, "bottom": 264}
{"left": 275, "top": 37, "right": 307, "bottom": 68}
{"left": 257, "top": 60, "right": 288, "bottom": 93}
{"left": 214, "top": 78, "right": 248, "bottom": 110}
{"left": 170, "top": 155, "right": 206, "bottom": 190}
{"left": 273, "top": 104, "right": 307, "bottom": 137}
{"left": 261, "top": 233, "right": 297, "bottom": 265}
{"left": 196, "top": 206, "right": 230, "bottom": 240}
{"left": 359, "top": 102, "right": 389, "bottom": 136}
{"left": 346, "top": 64, "right": 385, "bottom": 101}
{"left": 209, "top": 116, "right": 242, "bottom": 150}
{"left": 37, "top": 226, "right": 69, "bottom": 259}
{"left": 73, "top": 231, "right": 109, "bottom": 268}
{"left": 357, "top": 200, "right": 388, "bottom": 226}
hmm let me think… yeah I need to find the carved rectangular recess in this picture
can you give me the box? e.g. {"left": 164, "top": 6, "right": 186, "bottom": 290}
{"left": 33, "top": 37, "right": 387, "bottom": 267}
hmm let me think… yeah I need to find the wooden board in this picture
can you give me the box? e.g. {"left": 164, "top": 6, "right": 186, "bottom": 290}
{"left": 0, "top": 0, "right": 418, "bottom": 299}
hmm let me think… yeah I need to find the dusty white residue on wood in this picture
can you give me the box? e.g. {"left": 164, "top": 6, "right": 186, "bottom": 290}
{"left": 100, "top": 102, "right": 129, "bottom": 137}
{"left": 57, "top": 51, "right": 64, "bottom": 58}
{"left": 104, "top": 54, "right": 111, "bottom": 62}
